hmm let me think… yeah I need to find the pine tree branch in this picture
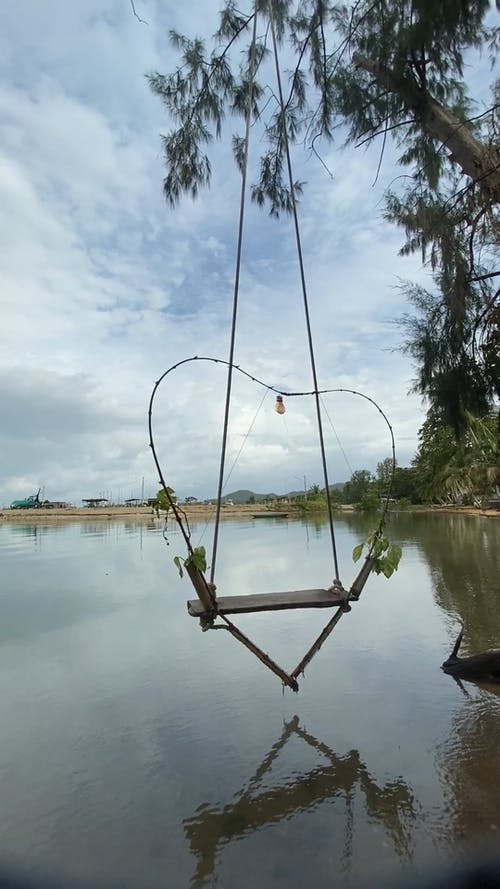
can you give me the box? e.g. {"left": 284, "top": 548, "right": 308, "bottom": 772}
{"left": 352, "top": 51, "right": 500, "bottom": 202}
{"left": 470, "top": 271, "right": 500, "bottom": 283}
{"left": 355, "top": 118, "right": 414, "bottom": 147}
{"left": 130, "top": 0, "right": 148, "bottom": 25}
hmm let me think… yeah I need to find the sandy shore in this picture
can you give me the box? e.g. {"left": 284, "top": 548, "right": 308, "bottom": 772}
{"left": 0, "top": 503, "right": 295, "bottom": 523}
{"left": 0, "top": 503, "right": 498, "bottom": 523}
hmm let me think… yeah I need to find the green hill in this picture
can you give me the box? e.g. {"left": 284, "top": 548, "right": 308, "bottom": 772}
{"left": 221, "top": 483, "right": 344, "bottom": 504}
{"left": 222, "top": 489, "right": 278, "bottom": 504}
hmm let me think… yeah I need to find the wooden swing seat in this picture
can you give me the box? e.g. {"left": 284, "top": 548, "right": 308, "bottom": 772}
{"left": 187, "top": 586, "right": 348, "bottom": 617}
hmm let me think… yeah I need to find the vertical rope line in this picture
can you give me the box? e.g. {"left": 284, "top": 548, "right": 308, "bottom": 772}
{"left": 210, "top": 9, "right": 259, "bottom": 585}
{"left": 222, "top": 387, "right": 269, "bottom": 491}
{"left": 319, "top": 394, "right": 354, "bottom": 477}
{"left": 268, "top": 5, "right": 340, "bottom": 581}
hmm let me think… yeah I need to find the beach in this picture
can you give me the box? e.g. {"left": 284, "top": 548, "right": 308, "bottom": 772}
{"left": 0, "top": 503, "right": 292, "bottom": 522}
{"left": 1, "top": 502, "right": 498, "bottom": 523}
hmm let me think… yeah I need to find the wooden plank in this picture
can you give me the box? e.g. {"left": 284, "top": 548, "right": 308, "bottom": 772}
{"left": 187, "top": 587, "right": 347, "bottom": 617}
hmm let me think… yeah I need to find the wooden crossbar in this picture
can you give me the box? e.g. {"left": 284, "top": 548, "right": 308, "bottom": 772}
{"left": 187, "top": 587, "right": 347, "bottom": 617}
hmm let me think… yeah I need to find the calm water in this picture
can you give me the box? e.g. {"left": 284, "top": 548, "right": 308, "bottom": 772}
{"left": 0, "top": 512, "right": 499, "bottom": 888}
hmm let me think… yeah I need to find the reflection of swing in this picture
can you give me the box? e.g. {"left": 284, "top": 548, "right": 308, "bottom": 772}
{"left": 183, "top": 716, "right": 416, "bottom": 885}
{"left": 148, "top": 4, "right": 395, "bottom": 691}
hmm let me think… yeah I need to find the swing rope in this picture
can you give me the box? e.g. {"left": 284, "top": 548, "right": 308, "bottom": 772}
{"left": 319, "top": 395, "right": 355, "bottom": 478}
{"left": 211, "top": 0, "right": 340, "bottom": 588}
{"left": 267, "top": 3, "right": 340, "bottom": 582}
{"left": 193, "top": 387, "right": 269, "bottom": 550}
{"left": 210, "top": 9, "right": 260, "bottom": 586}
{"left": 222, "top": 387, "right": 269, "bottom": 494}
{"left": 147, "top": 0, "right": 398, "bottom": 690}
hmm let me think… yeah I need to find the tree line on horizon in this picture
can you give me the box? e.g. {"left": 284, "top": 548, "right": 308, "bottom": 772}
{"left": 218, "top": 411, "right": 498, "bottom": 507}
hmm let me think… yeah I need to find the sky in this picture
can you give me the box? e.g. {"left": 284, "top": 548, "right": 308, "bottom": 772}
{"left": 0, "top": 0, "right": 447, "bottom": 506}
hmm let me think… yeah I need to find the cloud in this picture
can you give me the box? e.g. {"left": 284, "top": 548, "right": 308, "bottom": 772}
{"left": 0, "top": 367, "right": 148, "bottom": 502}
{"left": 0, "top": 0, "right": 433, "bottom": 506}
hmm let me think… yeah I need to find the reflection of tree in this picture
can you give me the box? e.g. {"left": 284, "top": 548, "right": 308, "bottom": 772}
{"left": 6, "top": 524, "right": 47, "bottom": 547}
{"left": 397, "top": 514, "right": 500, "bottom": 651}
{"left": 301, "top": 515, "right": 328, "bottom": 536}
{"left": 184, "top": 716, "right": 416, "bottom": 886}
{"left": 8, "top": 524, "right": 40, "bottom": 538}
{"left": 436, "top": 695, "right": 500, "bottom": 848}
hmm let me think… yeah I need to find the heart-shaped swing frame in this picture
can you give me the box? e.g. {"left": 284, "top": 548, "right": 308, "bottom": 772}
{"left": 148, "top": 356, "right": 392, "bottom": 692}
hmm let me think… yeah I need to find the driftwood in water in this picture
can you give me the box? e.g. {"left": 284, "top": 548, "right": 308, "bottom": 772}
{"left": 442, "top": 624, "right": 500, "bottom": 683}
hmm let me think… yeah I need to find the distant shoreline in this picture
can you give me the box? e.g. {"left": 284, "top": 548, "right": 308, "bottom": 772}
{"left": 0, "top": 504, "right": 281, "bottom": 523}
{"left": 0, "top": 503, "right": 498, "bottom": 523}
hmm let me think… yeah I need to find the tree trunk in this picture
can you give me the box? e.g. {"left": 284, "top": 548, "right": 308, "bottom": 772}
{"left": 352, "top": 52, "right": 500, "bottom": 204}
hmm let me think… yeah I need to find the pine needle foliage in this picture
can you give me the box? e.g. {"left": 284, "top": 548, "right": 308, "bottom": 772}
{"left": 148, "top": 0, "right": 499, "bottom": 430}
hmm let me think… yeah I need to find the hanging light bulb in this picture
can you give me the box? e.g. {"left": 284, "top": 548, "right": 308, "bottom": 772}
{"left": 275, "top": 395, "right": 286, "bottom": 415}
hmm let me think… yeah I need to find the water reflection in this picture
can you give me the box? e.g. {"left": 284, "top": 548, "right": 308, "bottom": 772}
{"left": 7, "top": 524, "right": 36, "bottom": 535}
{"left": 79, "top": 521, "right": 113, "bottom": 536}
{"left": 436, "top": 692, "right": 500, "bottom": 847}
{"left": 334, "top": 511, "right": 500, "bottom": 656}
{"left": 1, "top": 514, "right": 499, "bottom": 888}
{"left": 6, "top": 524, "right": 42, "bottom": 540}
{"left": 184, "top": 716, "right": 417, "bottom": 886}
{"left": 404, "top": 515, "right": 500, "bottom": 651}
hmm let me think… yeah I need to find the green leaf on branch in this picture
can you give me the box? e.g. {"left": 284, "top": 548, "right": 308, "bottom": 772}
{"left": 173, "top": 545, "right": 208, "bottom": 578}
{"left": 155, "top": 486, "right": 177, "bottom": 516}
{"left": 386, "top": 544, "right": 402, "bottom": 568}
{"left": 186, "top": 546, "right": 207, "bottom": 573}
{"left": 173, "top": 555, "right": 184, "bottom": 578}
{"left": 352, "top": 533, "right": 402, "bottom": 580}
{"left": 352, "top": 542, "right": 364, "bottom": 563}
